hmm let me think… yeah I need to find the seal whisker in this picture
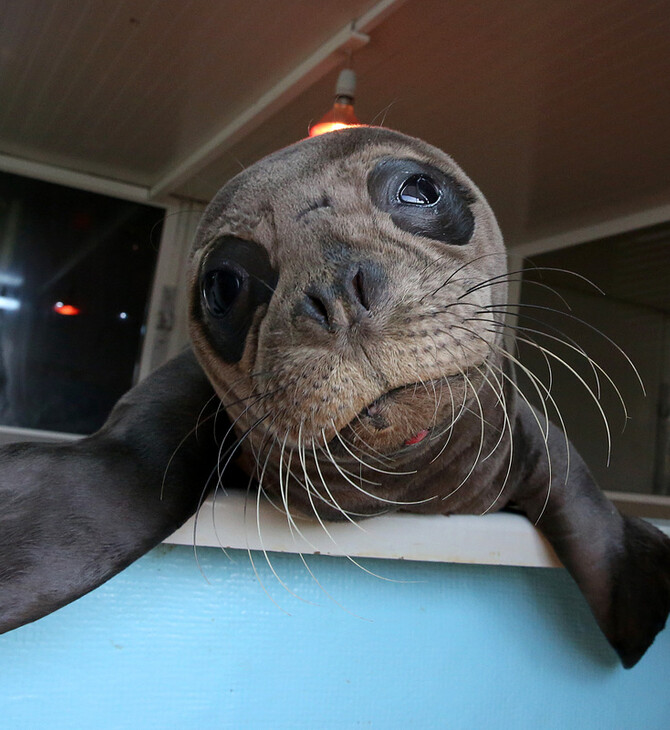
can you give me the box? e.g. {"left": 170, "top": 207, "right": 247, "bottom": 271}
{"left": 438, "top": 369, "right": 487, "bottom": 502}
{"left": 189, "top": 458, "right": 222, "bottom": 585}
{"left": 278, "top": 432, "right": 351, "bottom": 543}
{"left": 485, "top": 303, "right": 645, "bottom": 396}
{"left": 441, "top": 323, "right": 559, "bottom": 517}
{"left": 298, "top": 425, "right": 340, "bottom": 518}
{"left": 419, "top": 329, "right": 448, "bottom": 428}
{"left": 485, "top": 325, "right": 614, "bottom": 466}
{"left": 278, "top": 432, "right": 301, "bottom": 540}
{"left": 299, "top": 429, "right": 382, "bottom": 582}
{"left": 481, "top": 355, "right": 556, "bottom": 521}
{"left": 474, "top": 362, "right": 515, "bottom": 515}
{"left": 301, "top": 438, "right": 420, "bottom": 585}
{"left": 315, "top": 440, "right": 383, "bottom": 486}
{"left": 470, "top": 362, "right": 509, "bottom": 462}
{"left": 191, "top": 412, "right": 270, "bottom": 580}
{"left": 194, "top": 392, "right": 221, "bottom": 432}
{"left": 472, "top": 316, "right": 558, "bottom": 398}
{"left": 278, "top": 430, "right": 371, "bottom": 593}
{"left": 429, "top": 366, "right": 470, "bottom": 462}
{"left": 452, "top": 323, "right": 552, "bottom": 441}
{"left": 429, "top": 376, "right": 443, "bottom": 429}
{"left": 456, "top": 276, "right": 573, "bottom": 311}
{"left": 332, "top": 424, "right": 418, "bottom": 477}
{"left": 242, "top": 466, "right": 293, "bottom": 615}
{"left": 369, "top": 99, "right": 398, "bottom": 127}
{"left": 420, "top": 251, "right": 509, "bottom": 303}
{"left": 277, "top": 430, "right": 368, "bottom": 515}
{"left": 310, "top": 441, "right": 366, "bottom": 528}
{"left": 335, "top": 428, "right": 395, "bottom": 468}
{"left": 513, "top": 334, "right": 614, "bottom": 462}
{"left": 213, "top": 396, "right": 272, "bottom": 494}
{"left": 480, "top": 313, "right": 637, "bottom": 420}
{"left": 485, "top": 343, "right": 577, "bottom": 522}
{"left": 250, "top": 429, "right": 318, "bottom": 605}
{"left": 321, "top": 428, "right": 436, "bottom": 507}
{"left": 254, "top": 428, "right": 297, "bottom": 517}
{"left": 348, "top": 419, "right": 397, "bottom": 464}
{"left": 484, "top": 319, "right": 633, "bottom": 425}
{"left": 458, "top": 265, "right": 605, "bottom": 299}
{"left": 160, "top": 407, "right": 219, "bottom": 500}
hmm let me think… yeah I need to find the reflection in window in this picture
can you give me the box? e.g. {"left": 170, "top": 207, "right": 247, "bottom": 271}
{"left": 0, "top": 171, "right": 162, "bottom": 434}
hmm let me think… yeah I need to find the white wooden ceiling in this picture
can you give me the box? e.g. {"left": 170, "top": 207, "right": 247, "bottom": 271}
{"left": 1, "top": 0, "right": 669, "bottom": 245}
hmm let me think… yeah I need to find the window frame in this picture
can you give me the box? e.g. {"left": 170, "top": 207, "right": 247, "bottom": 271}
{"left": 0, "top": 153, "right": 198, "bottom": 443}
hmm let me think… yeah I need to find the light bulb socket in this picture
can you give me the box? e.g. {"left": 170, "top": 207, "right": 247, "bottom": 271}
{"left": 335, "top": 68, "right": 357, "bottom": 99}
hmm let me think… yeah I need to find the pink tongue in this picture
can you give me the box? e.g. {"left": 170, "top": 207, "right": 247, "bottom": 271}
{"left": 404, "top": 429, "right": 429, "bottom": 446}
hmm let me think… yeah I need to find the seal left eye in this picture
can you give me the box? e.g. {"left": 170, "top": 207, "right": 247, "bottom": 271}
{"left": 398, "top": 174, "right": 440, "bottom": 205}
{"left": 202, "top": 269, "right": 242, "bottom": 317}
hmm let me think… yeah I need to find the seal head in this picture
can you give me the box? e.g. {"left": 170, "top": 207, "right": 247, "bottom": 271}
{"left": 189, "top": 127, "right": 510, "bottom": 519}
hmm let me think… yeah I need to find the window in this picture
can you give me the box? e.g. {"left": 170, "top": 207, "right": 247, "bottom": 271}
{"left": 517, "top": 222, "right": 670, "bottom": 511}
{"left": 0, "top": 171, "right": 163, "bottom": 434}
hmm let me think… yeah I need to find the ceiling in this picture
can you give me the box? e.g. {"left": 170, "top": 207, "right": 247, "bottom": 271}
{"left": 1, "top": 0, "right": 670, "bottom": 245}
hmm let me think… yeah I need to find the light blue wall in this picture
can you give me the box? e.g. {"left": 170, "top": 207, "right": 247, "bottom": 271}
{"left": 2, "top": 545, "right": 668, "bottom": 729}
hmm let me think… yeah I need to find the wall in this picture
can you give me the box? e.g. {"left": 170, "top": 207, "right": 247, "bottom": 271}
{"left": 2, "top": 545, "right": 669, "bottom": 729}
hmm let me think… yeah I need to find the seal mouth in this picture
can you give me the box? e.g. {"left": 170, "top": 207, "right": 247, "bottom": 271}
{"left": 345, "top": 377, "right": 453, "bottom": 448}
{"left": 338, "top": 369, "right": 472, "bottom": 452}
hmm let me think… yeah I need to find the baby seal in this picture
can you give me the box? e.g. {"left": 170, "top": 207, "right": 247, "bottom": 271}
{"left": 0, "top": 127, "right": 668, "bottom": 669}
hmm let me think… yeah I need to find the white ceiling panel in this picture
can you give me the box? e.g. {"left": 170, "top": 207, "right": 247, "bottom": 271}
{"left": 0, "top": 0, "right": 382, "bottom": 181}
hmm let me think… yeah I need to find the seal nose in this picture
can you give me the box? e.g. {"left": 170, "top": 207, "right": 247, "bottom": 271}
{"left": 300, "top": 267, "right": 373, "bottom": 330}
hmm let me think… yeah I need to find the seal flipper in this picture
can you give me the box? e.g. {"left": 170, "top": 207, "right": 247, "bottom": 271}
{"left": 510, "top": 402, "right": 670, "bottom": 668}
{"left": 0, "top": 349, "right": 231, "bottom": 633}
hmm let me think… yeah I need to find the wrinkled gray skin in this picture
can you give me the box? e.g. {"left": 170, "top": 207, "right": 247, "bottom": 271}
{"left": 0, "top": 128, "right": 668, "bottom": 669}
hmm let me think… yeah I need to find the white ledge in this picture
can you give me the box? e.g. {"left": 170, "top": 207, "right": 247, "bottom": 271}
{"left": 166, "top": 491, "right": 563, "bottom": 568}
{"left": 166, "top": 492, "right": 670, "bottom": 568}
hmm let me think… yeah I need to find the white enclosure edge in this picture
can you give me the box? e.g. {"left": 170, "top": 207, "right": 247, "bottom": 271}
{"left": 165, "top": 491, "right": 670, "bottom": 569}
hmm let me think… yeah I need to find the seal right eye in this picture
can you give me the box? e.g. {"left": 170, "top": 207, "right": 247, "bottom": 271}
{"left": 202, "top": 269, "right": 243, "bottom": 318}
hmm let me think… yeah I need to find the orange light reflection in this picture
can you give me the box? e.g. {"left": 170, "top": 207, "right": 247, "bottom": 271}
{"left": 53, "top": 302, "right": 81, "bottom": 316}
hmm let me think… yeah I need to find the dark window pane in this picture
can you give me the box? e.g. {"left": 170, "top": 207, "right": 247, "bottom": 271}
{"left": 0, "top": 171, "right": 163, "bottom": 434}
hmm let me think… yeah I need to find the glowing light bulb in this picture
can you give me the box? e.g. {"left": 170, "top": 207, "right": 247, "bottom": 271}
{"left": 309, "top": 68, "right": 363, "bottom": 138}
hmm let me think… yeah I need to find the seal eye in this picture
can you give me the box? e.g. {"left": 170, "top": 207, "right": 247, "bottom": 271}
{"left": 367, "top": 158, "right": 475, "bottom": 245}
{"left": 398, "top": 175, "right": 440, "bottom": 206}
{"left": 197, "top": 237, "right": 277, "bottom": 364}
{"left": 202, "top": 269, "right": 242, "bottom": 318}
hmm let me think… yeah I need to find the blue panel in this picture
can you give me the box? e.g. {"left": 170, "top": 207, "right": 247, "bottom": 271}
{"left": 2, "top": 545, "right": 669, "bottom": 729}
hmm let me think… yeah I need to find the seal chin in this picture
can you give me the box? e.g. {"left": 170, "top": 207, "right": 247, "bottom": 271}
{"left": 338, "top": 376, "right": 458, "bottom": 455}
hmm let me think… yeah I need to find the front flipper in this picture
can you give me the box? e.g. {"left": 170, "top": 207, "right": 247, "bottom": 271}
{"left": 510, "top": 403, "right": 670, "bottom": 668}
{"left": 0, "top": 349, "right": 232, "bottom": 633}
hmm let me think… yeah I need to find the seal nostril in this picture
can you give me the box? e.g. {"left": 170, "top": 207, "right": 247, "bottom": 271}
{"left": 352, "top": 269, "right": 369, "bottom": 311}
{"left": 303, "top": 292, "right": 330, "bottom": 327}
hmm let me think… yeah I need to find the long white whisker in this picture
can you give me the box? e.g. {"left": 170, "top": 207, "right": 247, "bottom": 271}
{"left": 321, "top": 428, "right": 436, "bottom": 507}
{"left": 332, "top": 424, "right": 418, "bottom": 477}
